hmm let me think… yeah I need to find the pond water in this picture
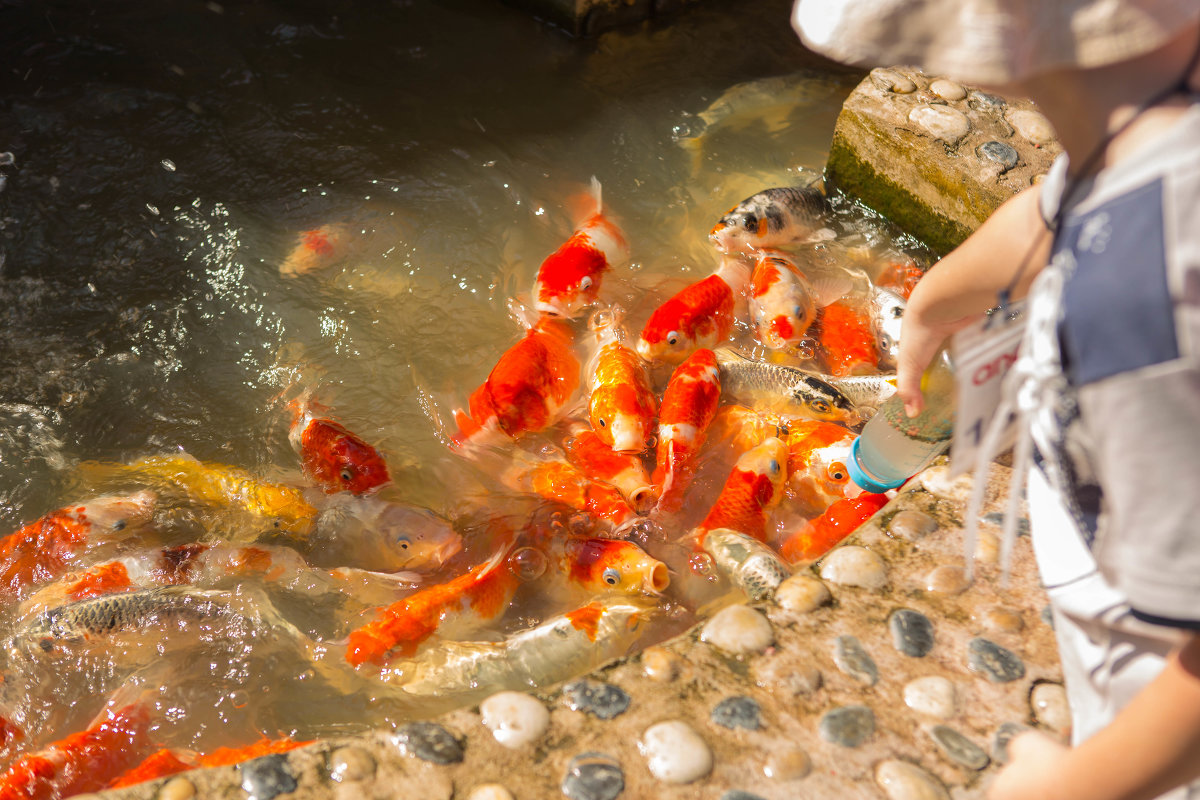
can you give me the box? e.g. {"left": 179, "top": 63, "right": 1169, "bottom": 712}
{"left": 0, "top": 0, "right": 933, "bottom": 776}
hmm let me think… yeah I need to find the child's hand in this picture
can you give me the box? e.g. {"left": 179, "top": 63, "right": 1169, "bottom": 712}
{"left": 987, "top": 730, "right": 1070, "bottom": 800}
{"left": 895, "top": 303, "right": 971, "bottom": 418}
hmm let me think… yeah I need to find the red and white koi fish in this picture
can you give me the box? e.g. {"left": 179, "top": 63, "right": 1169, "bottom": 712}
{"left": 279, "top": 223, "right": 350, "bottom": 277}
{"left": 533, "top": 178, "right": 629, "bottom": 319}
{"left": 652, "top": 348, "right": 722, "bottom": 513}
{"left": 636, "top": 255, "right": 751, "bottom": 365}
{"left": 452, "top": 315, "right": 581, "bottom": 451}
{"left": 0, "top": 492, "right": 156, "bottom": 602}
{"left": 815, "top": 299, "right": 880, "bottom": 377}
{"left": 709, "top": 185, "right": 830, "bottom": 255}
{"left": 502, "top": 449, "right": 637, "bottom": 531}
{"left": 288, "top": 394, "right": 391, "bottom": 495}
{"left": 779, "top": 492, "right": 889, "bottom": 564}
{"left": 562, "top": 423, "right": 654, "bottom": 513}
{"left": 345, "top": 543, "right": 520, "bottom": 666}
{"left": 784, "top": 419, "right": 858, "bottom": 517}
{"left": 0, "top": 689, "right": 153, "bottom": 800}
{"left": 691, "top": 436, "right": 788, "bottom": 544}
{"left": 749, "top": 249, "right": 852, "bottom": 350}
{"left": 585, "top": 312, "right": 656, "bottom": 453}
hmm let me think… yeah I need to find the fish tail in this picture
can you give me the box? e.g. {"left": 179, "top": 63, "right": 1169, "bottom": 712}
{"left": 566, "top": 176, "right": 604, "bottom": 226}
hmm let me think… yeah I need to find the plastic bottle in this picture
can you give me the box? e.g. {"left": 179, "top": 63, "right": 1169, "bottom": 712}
{"left": 847, "top": 349, "right": 955, "bottom": 493}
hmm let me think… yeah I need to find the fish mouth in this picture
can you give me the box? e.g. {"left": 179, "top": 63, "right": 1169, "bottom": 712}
{"left": 645, "top": 562, "right": 670, "bottom": 594}
{"left": 627, "top": 485, "right": 656, "bottom": 514}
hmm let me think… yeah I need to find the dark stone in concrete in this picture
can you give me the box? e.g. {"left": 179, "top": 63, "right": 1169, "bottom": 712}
{"left": 563, "top": 679, "right": 632, "bottom": 720}
{"left": 711, "top": 695, "right": 764, "bottom": 731}
{"left": 240, "top": 754, "right": 297, "bottom": 800}
{"left": 930, "top": 725, "right": 991, "bottom": 770}
{"left": 992, "top": 721, "right": 1033, "bottom": 765}
{"left": 834, "top": 634, "right": 879, "bottom": 685}
{"left": 562, "top": 752, "right": 625, "bottom": 800}
{"left": 889, "top": 608, "right": 935, "bottom": 657}
{"left": 819, "top": 705, "right": 875, "bottom": 747}
{"left": 968, "top": 638, "right": 1027, "bottom": 683}
{"left": 393, "top": 722, "right": 465, "bottom": 765}
{"left": 977, "top": 141, "right": 1019, "bottom": 172}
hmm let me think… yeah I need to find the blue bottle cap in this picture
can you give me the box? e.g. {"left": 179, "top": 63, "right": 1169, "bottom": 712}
{"left": 847, "top": 436, "right": 908, "bottom": 494}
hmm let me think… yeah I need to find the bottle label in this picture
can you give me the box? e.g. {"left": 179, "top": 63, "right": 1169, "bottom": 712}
{"left": 948, "top": 303, "right": 1027, "bottom": 477}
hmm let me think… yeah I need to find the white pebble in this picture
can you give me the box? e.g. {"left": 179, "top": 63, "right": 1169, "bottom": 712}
{"left": 930, "top": 79, "right": 966, "bottom": 101}
{"left": 819, "top": 546, "right": 888, "bottom": 590}
{"left": 700, "top": 604, "right": 774, "bottom": 654}
{"left": 480, "top": 691, "right": 550, "bottom": 749}
{"left": 903, "top": 676, "right": 958, "bottom": 719}
{"left": 908, "top": 105, "right": 971, "bottom": 145}
{"left": 1030, "top": 683, "right": 1070, "bottom": 733}
{"left": 639, "top": 720, "right": 713, "bottom": 784}
{"left": 1007, "top": 109, "right": 1057, "bottom": 144}
{"left": 875, "top": 759, "right": 950, "bottom": 800}
{"left": 775, "top": 574, "right": 831, "bottom": 613}
{"left": 158, "top": 778, "right": 197, "bottom": 800}
{"left": 467, "top": 785, "right": 515, "bottom": 800}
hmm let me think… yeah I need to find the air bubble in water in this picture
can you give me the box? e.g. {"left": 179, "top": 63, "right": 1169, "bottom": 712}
{"left": 509, "top": 547, "right": 547, "bottom": 581}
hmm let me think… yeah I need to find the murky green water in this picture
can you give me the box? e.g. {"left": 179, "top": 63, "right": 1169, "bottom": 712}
{"left": 0, "top": 0, "right": 933, "bottom": 770}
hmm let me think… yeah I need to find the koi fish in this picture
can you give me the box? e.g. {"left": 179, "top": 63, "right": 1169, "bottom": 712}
{"left": 714, "top": 348, "right": 860, "bottom": 425}
{"left": 709, "top": 185, "right": 829, "bottom": 254}
{"left": 0, "top": 491, "right": 156, "bottom": 602}
{"left": 288, "top": 394, "right": 391, "bottom": 495}
{"left": 452, "top": 315, "right": 581, "bottom": 450}
{"left": 869, "top": 285, "right": 907, "bottom": 372}
{"left": 815, "top": 300, "right": 879, "bottom": 377}
{"left": 108, "top": 737, "right": 313, "bottom": 789}
{"left": 562, "top": 424, "right": 654, "bottom": 513}
{"left": 89, "top": 454, "right": 318, "bottom": 536}
{"left": 692, "top": 436, "right": 788, "bottom": 544}
{"left": 779, "top": 492, "right": 889, "bottom": 563}
{"left": 784, "top": 419, "right": 857, "bottom": 517}
{"left": 828, "top": 373, "right": 898, "bottom": 419}
{"left": 345, "top": 544, "right": 520, "bottom": 666}
{"left": 533, "top": 178, "right": 629, "bottom": 319}
{"left": 538, "top": 534, "right": 669, "bottom": 597}
{"left": 199, "top": 736, "right": 313, "bottom": 767}
{"left": 749, "top": 249, "right": 850, "bottom": 349}
{"left": 382, "top": 598, "right": 656, "bottom": 702}
{"left": 636, "top": 255, "right": 751, "bottom": 364}
{"left": 874, "top": 256, "right": 924, "bottom": 300}
{"left": 0, "top": 690, "right": 153, "bottom": 800}
{"left": 585, "top": 312, "right": 656, "bottom": 453}
{"left": 701, "top": 527, "right": 791, "bottom": 602}
{"left": 279, "top": 223, "right": 350, "bottom": 277}
{"left": 502, "top": 450, "right": 636, "bottom": 531}
{"left": 652, "top": 348, "right": 722, "bottom": 513}
{"left": 308, "top": 493, "right": 462, "bottom": 573}
{"left": 708, "top": 404, "right": 783, "bottom": 454}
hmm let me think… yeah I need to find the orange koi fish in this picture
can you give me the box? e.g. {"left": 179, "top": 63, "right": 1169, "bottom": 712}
{"left": 708, "top": 405, "right": 782, "bottom": 454}
{"left": 537, "top": 534, "right": 669, "bottom": 597}
{"left": 749, "top": 249, "right": 851, "bottom": 350}
{"left": 784, "top": 419, "right": 857, "bottom": 517}
{"left": 815, "top": 300, "right": 879, "bottom": 377}
{"left": 504, "top": 451, "right": 636, "bottom": 531}
{"left": 452, "top": 315, "right": 581, "bottom": 450}
{"left": 288, "top": 395, "right": 391, "bottom": 495}
{"left": 562, "top": 424, "right": 654, "bottom": 513}
{"left": 709, "top": 185, "right": 829, "bottom": 254}
{"left": 107, "top": 737, "right": 313, "bottom": 790}
{"left": 779, "top": 492, "right": 889, "bottom": 563}
{"left": 636, "top": 255, "right": 751, "bottom": 364}
{"left": 0, "top": 692, "right": 153, "bottom": 800}
{"left": 345, "top": 544, "right": 519, "bottom": 666}
{"left": 533, "top": 178, "right": 629, "bottom": 319}
{"left": 199, "top": 736, "right": 313, "bottom": 767}
{"left": 692, "top": 436, "right": 788, "bottom": 544}
{"left": 585, "top": 313, "right": 656, "bottom": 453}
{"left": 0, "top": 492, "right": 156, "bottom": 602}
{"left": 874, "top": 256, "right": 923, "bottom": 300}
{"left": 652, "top": 348, "right": 722, "bottom": 513}
{"left": 279, "top": 223, "right": 350, "bottom": 277}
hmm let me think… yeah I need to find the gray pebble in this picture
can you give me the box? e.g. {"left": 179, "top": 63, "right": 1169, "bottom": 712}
{"left": 819, "top": 705, "right": 875, "bottom": 747}
{"left": 992, "top": 722, "right": 1032, "bottom": 765}
{"left": 969, "top": 91, "right": 1006, "bottom": 111}
{"left": 393, "top": 721, "right": 465, "bottom": 765}
{"left": 977, "top": 140, "right": 1019, "bottom": 172}
{"left": 712, "top": 695, "right": 763, "bottom": 731}
{"left": 752, "top": 656, "right": 822, "bottom": 696}
{"left": 721, "top": 792, "right": 768, "bottom": 800}
{"left": 967, "top": 638, "right": 1026, "bottom": 683}
{"left": 929, "top": 725, "right": 990, "bottom": 770}
{"left": 239, "top": 754, "right": 297, "bottom": 800}
{"left": 890, "top": 608, "right": 935, "bottom": 657}
{"left": 563, "top": 679, "right": 631, "bottom": 720}
{"left": 834, "top": 635, "right": 879, "bottom": 685}
{"left": 562, "top": 752, "right": 624, "bottom": 800}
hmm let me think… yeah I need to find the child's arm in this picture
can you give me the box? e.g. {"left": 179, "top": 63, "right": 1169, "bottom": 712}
{"left": 897, "top": 184, "right": 1052, "bottom": 415}
{"left": 989, "top": 633, "right": 1200, "bottom": 800}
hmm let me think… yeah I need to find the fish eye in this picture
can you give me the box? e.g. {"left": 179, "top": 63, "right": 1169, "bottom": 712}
{"left": 340, "top": 468, "right": 355, "bottom": 482}
{"left": 602, "top": 567, "right": 620, "bottom": 586}
{"left": 666, "top": 331, "right": 679, "bottom": 346}
{"left": 112, "top": 519, "right": 127, "bottom": 531}
{"left": 793, "top": 306, "right": 807, "bottom": 322}
{"left": 812, "top": 400, "right": 830, "bottom": 413}
{"left": 395, "top": 535, "right": 411, "bottom": 551}
{"left": 827, "top": 462, "right": 848, "bottom": 482}
{"left": 742, "top": 214, "right": 757, "bottom": 229}
{"left": 579, "top": 276, "right": 593, "bottom": 291}
{"left": 768, "top": 459, "right": 780, "bottom": 475}
{"left": 598, "top": 418, "right": 607, "bottom": 427}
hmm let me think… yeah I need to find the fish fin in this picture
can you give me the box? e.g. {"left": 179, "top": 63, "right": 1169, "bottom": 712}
{"left": 803, "top": 227, "right": 837, "bottom": 244}
{"left": 811, "top": 273, "right": 854, "bottom": 308}
{"left": 505, "top": 295, "right": 539, "bottom": 330}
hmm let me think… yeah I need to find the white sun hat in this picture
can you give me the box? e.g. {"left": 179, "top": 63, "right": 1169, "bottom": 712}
{"left": 792, "top": 0, "right": 1200, "bottom": 86}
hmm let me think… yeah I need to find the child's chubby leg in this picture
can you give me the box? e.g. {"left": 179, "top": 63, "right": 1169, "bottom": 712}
{"left": 988, "top": 633, "right": 1200, "bottom": 800}
{"left": 896, "top": 185, "right": 1052, "bottom": 415}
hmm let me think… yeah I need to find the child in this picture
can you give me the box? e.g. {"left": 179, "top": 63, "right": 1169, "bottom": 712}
{"left": 792, "top": 2, "right": 1200, "bottom": 799}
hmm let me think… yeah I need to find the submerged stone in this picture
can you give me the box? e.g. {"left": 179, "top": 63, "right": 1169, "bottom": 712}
{"left": 929, "top": 725, "right": 990, "bottom": 770}
{"left": 562, "top": 752, "right": 624, "bottom": 800}
{"left": 967, "top": 638, "right": 1026, "bottom": 683}
{"left": 890, "top": 608, "right": 935, "bottom": 657}
{"left": 834, "top": 635, "right": 879, "bottom": 685}
{"left": 394, "top": 722, "right": 465, "bottom": 765}
{"left": 239, "top": 754, "right": 297, "bottom": 800}
{"left": 563, "top": 679, "right": 631, "bottom": 720}
{"left": 711, "top": 695, "right": 763, "bottom": 731}
{"left": 819, "top": 705, "right": 875, "bottom": 748}
{"left": 875, "top": 759, "right": 951, "bottom": 800}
